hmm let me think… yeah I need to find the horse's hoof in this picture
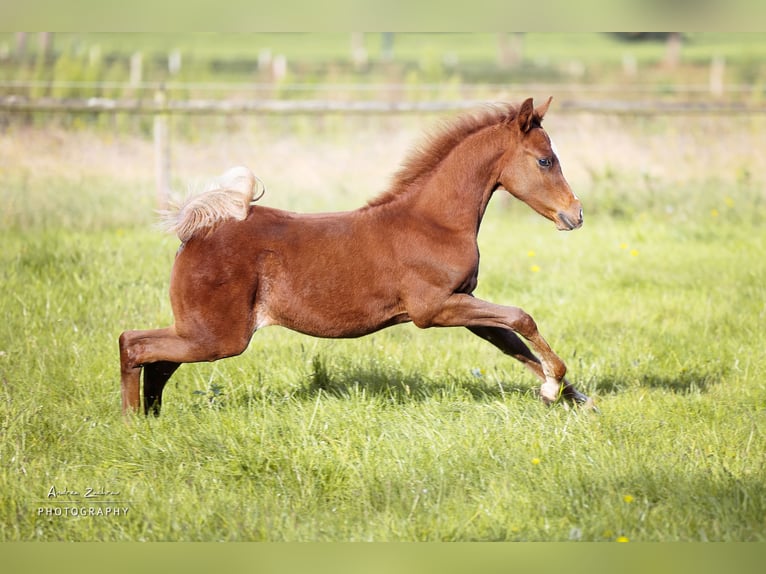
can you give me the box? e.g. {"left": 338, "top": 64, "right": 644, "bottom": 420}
{"left": 539, "top": 380, "right": 561, "bottom": 405}
{"left": 568, "top": 388, "right": 589, "bottom": 403}
{"left": 561, "top": 387, "right": 599, "bottom": 412}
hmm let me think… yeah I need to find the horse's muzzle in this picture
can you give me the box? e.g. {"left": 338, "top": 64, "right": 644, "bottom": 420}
{"left": 556, "top": 207, "right": 584, "bottom": 231}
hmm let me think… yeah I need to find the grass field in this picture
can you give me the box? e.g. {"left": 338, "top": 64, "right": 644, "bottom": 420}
{"left": 1, "top": 109, "right": 765, "bottom": 541}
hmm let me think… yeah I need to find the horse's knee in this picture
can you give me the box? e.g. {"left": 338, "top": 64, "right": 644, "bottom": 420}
{"left": 508, "top": 307, "right": 539, "bottom": 339}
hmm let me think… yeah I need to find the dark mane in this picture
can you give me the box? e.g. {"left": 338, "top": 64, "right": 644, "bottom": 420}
{"left": 366, "top": 103, "right": 519, "bottom": 207}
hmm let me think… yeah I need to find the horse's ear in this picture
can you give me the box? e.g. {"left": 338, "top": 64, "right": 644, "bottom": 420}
{"left": 517, "top": 97, "right": 535, "bottom": 133}
{"left": 535, "top": 96, "right": 553, "bottom": 120}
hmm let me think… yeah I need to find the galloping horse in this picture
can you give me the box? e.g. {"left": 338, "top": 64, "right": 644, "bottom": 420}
{"left": 119, "top": 97, "right": 591, "bottom": 417}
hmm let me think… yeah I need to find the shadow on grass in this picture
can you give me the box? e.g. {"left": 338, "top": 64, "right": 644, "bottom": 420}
{"left": 193, "top": 361, "right": 725, "bottom": 412}
{"left": 588, "top": 368, "right": 723, "bottom": 396}
{"left": 290, "top": 356, "right": 535, "bottom": 404}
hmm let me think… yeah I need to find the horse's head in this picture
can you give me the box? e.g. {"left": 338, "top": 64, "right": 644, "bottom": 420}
{"left": 496, "top": 97, "right": 583, "bottom": 231}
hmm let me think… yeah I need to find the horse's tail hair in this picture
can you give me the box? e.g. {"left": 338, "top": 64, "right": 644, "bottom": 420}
{"left": 159, "top": 166, "right": 264, "bottom": 242}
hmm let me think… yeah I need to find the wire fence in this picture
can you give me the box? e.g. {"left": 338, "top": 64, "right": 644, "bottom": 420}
{"left": 3, "top": 94, "right": 766, "bottom": 116}
{"left": 2, "top": 79, "right": 764, "bottom": 96}
{"left": 4, "top": 80, "right": 765, "bottom": 208}
{"left": 2, "top": 78, "right": 766, "bottom": 116}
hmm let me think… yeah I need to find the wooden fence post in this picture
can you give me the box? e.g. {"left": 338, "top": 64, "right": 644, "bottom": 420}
{"left": 710, "top": 55, "right": 725, "bottom": 97}
{"left": 663, "top": 32, "right": 682, "bottom": 69}
{"left": 154, "top": 87, "right": 171, "bottom": 209}
{"left": 622, "top": 53, "right": 637, "bottom": 77}
{"left": 130, "top": 52, "right": 143, "bottom": 87}
{"left": 168, "top": 49, "right": 182, "bottom": 76}
{"left": 351, "top": 32, "right": 367, "bottom": 69}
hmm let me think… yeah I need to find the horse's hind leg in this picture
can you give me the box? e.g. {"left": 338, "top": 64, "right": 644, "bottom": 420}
{"left": 467, "top": 326, "right": 591, "bottom": 406}
{"left": 119, "top": 321, "right": 254, "bottom": 417}
{"left": 144, "top": 361, "right": 180, "bottom": 416}
{"left": 119, "top": 328, "right": 186, "bottom": 416}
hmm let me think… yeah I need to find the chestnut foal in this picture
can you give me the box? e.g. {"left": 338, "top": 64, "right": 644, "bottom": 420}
{"left": 119, "top": 97, "right": 590, "bottom": 416}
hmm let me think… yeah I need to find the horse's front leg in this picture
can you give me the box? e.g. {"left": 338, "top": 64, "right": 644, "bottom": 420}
{"left": 414, "top": 293, "right": 573, "bottom": 404}
{"left": 468, "top": 326, "right": 591, "bottom": 406}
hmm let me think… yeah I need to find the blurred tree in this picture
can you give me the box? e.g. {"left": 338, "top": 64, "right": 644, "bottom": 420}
{"left": 611, "top": 32, "right": 670, "bottom": 41}
{"left": 39, "top": 32, "right": 53, "bottom": 61}
{"left": 610, "top": 33, "right": 683, "bottom": 69}
{"left": 15, "top": 32, "right": 27, "bottom": 60}
{"left": 381, "top": 32, "right": 394, "bottom": 62}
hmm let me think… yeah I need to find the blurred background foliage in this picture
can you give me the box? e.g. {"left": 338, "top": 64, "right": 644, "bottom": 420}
{"left": 2, "top": 32, "right": 765, "bottom": 100}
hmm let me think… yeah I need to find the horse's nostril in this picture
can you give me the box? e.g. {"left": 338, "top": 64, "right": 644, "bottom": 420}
{"left": 557, "top": 209, "right": 583, "bottom": 230}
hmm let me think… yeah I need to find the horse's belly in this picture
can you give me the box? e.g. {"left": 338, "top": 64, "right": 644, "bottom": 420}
{"left": 249, "top": 213, "right": 412, "bottom": 337}
{"left": 279, "top": 312, "right": 411, "bottom": 339}
{"left": 261, "top": 279, "right": 410, "bottom": 338}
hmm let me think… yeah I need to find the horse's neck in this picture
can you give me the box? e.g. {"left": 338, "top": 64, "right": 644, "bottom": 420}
{"left": 409, "top": 130, "right": 505, "bottom": 230}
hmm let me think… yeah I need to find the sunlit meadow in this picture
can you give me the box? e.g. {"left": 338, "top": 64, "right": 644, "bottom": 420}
{"left": 1, "top": 108, "right": 765, "bottom": 541}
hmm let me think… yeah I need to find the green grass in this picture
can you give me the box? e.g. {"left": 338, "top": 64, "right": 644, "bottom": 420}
{"left": 1, "top": 115, "right": 765, "bottom": 541}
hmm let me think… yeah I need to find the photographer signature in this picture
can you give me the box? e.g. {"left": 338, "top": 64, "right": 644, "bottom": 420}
{"left": 46, "top": 486, "right": 121, "bottom": 499}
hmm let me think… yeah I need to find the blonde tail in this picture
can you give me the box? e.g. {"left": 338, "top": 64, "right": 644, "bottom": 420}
{"left": 159, "top": 166, "right": 265, "bottom": 243}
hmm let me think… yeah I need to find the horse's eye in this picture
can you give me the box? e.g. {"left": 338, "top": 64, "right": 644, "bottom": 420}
{"left": 538, "top": 158, "right": 552, "bottom": 168}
